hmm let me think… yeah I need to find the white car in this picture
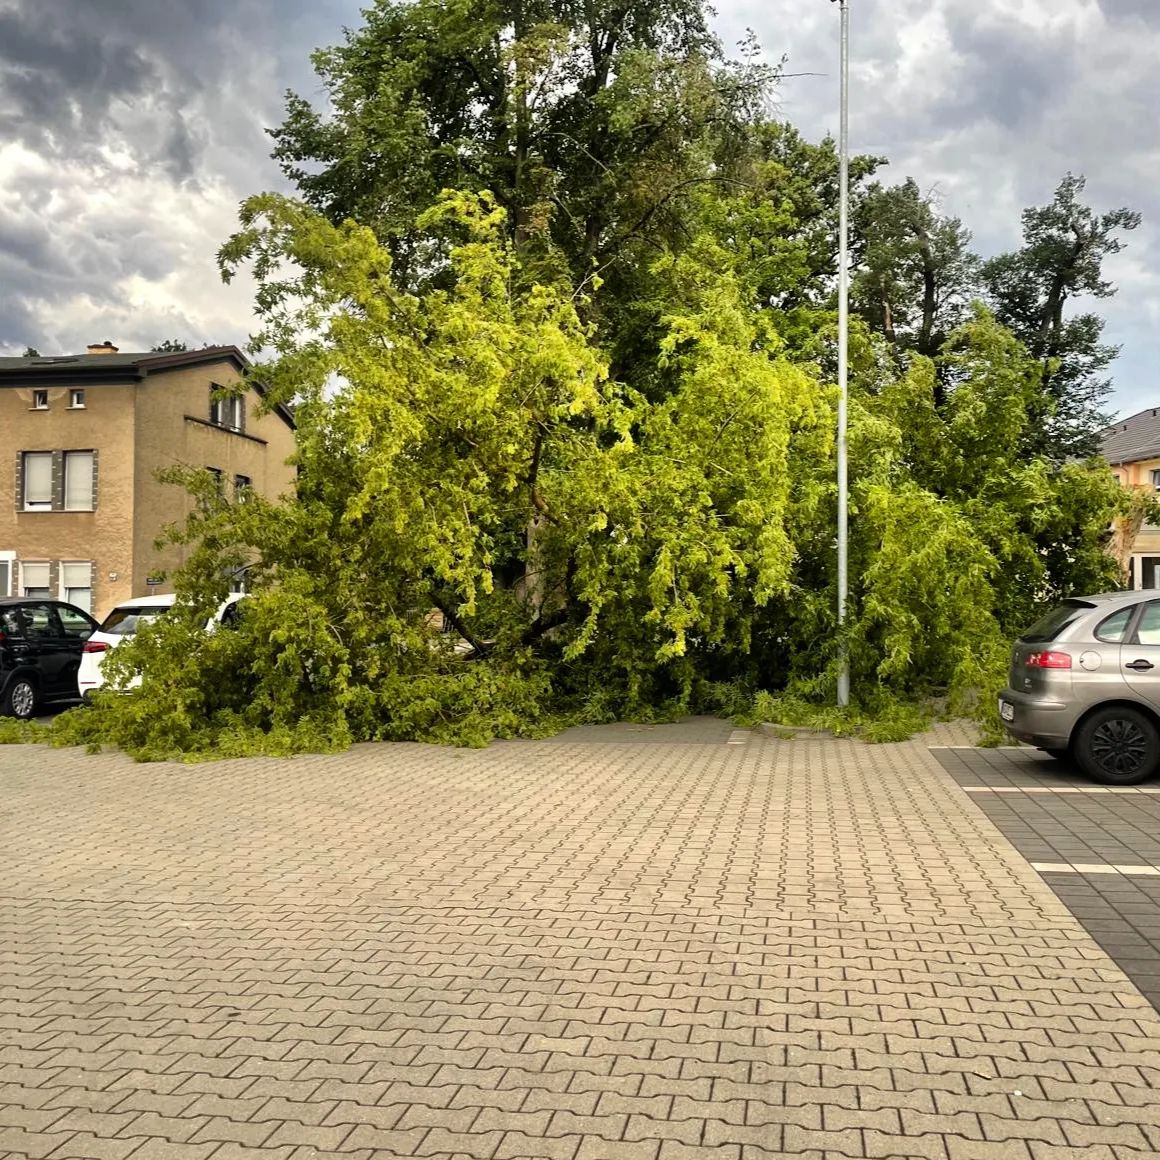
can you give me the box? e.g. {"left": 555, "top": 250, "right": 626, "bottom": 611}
{"left": 79, "top": 593, "right": 247, "bottom": 699}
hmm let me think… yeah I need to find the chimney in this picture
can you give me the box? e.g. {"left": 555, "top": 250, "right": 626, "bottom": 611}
{"left": 86, "top": 340, "right": 119, "bottom": 355}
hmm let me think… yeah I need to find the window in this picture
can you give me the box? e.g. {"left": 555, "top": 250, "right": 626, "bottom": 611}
{"left": 31, "top": 389, "right": 48, "bottom": 410}
{"left": 206, "top": 466, "right": 223, "bottom": 494}
{"left": 69, "top": 389, "right": 86, "bottom": 409}
{"left": 224, "top": 394, "right": 245, "bottom": 432}
{"left": 234, "top": 474, "right": 251, "bottom": 498}
{"left": 63, "top": 451, "right": 94, "bottom": 511}
{"left": 20, "top": 562, "right": 50, "bottom": 598}
{"left": 57, "top": 601, "right": 93, "bottom": 635}
{"left": 99, "top": 606, "right": 168, "bottom": 637}
{"left": 22, "top": 452, "right": 53, "bottom": 510}
{"left": 60, "top": 562, "right": 93, "bottom": 614}
{"left": 1136, "top": 603, "right": 1160, "bottom": 646}
{"left": 22, "top": 602, "right": 59, "bottom": 639}
{"left": 1021, "top": 600, "right": 1095, "bottom": 643}
{"left": 209, "top": 383, "right": 245, "bottom": 432}
{"left": 1096, "top": 608, "right": 1133, "bottom": 643}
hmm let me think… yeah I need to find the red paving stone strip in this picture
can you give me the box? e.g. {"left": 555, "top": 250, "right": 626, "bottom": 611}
{"left": 5, "top": 725, "right": 1160, "bottom": 1157}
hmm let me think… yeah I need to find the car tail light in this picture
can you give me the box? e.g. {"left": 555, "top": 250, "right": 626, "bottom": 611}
{"left": 1026, "top": 650, "right": 1072, "bottom": 669}
{"left": 83, "top": 641, "right": 109, "bottom": 654}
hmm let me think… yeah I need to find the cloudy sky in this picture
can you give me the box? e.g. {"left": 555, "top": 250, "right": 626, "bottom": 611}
{"left": 1, "top": 0, "right": 1156, "bottom": 417}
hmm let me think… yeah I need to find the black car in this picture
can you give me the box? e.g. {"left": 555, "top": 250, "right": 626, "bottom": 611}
{"left": 0, "top": 598, "right": 98, "bottom": 719}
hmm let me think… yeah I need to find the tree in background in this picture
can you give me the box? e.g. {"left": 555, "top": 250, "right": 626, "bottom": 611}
{"left": 853, "top": 179, "right": 977, "bottom": 370}
{"left": 49, "top": 1, "right": 1139, "bottom": 757}
{"left": 22, "top": 346, "right": 39, "bottom": 357}
{"left": 269, "top": 0, "right": 773, "bottom": 299}
{"left": 981, "top": 175, "right": 1140, "bottom": 460}
{"left": 151, "top": 339, "right": 189, "bottom": 352}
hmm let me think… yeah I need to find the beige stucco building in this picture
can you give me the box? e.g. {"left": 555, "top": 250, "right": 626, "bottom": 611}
{"left": 0, "top": 343, "right": 296, "bottom": 616}
{"left": 1103, "top": 407, "right": 1160, "bottom": 589}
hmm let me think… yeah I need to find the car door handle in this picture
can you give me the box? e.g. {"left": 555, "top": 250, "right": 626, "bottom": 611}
{"left": 1126, "top": 659, "right": 1155, "bottom": 671}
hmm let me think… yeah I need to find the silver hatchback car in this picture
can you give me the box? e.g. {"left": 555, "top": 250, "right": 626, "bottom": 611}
{"left": 1001, "top": 590, "right": 1160, "bottom": 784}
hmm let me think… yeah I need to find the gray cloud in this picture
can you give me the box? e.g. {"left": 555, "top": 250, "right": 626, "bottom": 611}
{"left": 0, "top": 0, "right": 1157, "bottom": 421}
{"left": 715, "top": 0, "right": 1159, "bottom": 416}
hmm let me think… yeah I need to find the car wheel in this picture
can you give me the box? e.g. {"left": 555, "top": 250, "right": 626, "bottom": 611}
{"left": 1075, "top": 706, "right": 1160, "bottom": 786}
{"left": 1043, "top": 747, "right": 1070, "bottom": 762}
{"left": 1, "top": 677, "right": 37, "bottom": 721}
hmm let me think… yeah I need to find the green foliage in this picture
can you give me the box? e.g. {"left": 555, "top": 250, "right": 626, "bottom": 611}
{"left": 743, "top": 690, "right": 932, "bottom": 744}
{"left": 0, "top": 718, "right": 43, "bottom": 745}
{"left": 42, "top": 1, "right": 1136, "bottom": 760}
{"left": 981, "top": 175, "right": 1140, "bottom": 459}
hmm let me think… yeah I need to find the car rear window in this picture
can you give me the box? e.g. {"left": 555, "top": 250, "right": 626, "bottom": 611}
{"left": 98, "top": 607, "right": 168, "bottom": 637}
{"left": 1020, "top": 600, "right": 1096, "bottom": 643}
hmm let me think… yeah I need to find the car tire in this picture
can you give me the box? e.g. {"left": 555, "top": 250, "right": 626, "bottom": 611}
{"left": 1, "top": 677, "right": 38, "bottom": 721}
{"left": 1074, "top": 706, "right": 1160, "bottom": 786}
{"left": 1042, "top": 747, "right": 1070, "bottom": 762}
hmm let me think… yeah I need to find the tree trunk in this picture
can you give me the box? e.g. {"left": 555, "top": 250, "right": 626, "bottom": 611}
{"left": 1111, "top": 488, "right": 1148, "bottom": 586}
{"left": 916, "top": 230, "right": 937, "bottom": 357}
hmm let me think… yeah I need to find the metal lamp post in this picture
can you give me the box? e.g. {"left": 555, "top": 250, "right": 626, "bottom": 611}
{"left": 832, "top": 0, "right": 850, "bottom": 708}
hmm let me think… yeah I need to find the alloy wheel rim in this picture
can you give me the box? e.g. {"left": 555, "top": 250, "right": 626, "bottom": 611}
{"left": 1091, "top": 718, "right": 1148, "bottom": 775}
{"left": 11, "top": 682, "right": 33, "bottom": 718}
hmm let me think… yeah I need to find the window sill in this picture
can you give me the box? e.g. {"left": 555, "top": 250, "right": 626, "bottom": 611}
{"left": 67, "top": 405, "right": 86, "bottom": 410}
{"left": 20, "top": 507, "right": 95, "bottom": 514}
{"left": 183, "top": 414, "right": 268, "bottom": 445}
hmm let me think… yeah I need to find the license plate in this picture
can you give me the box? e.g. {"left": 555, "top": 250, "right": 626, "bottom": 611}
{"left": 999, "top": 700, "right": 1015, "bottom": 722}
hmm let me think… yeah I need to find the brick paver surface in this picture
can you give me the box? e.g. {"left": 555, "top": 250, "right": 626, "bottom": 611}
{"left": 4, "top": 726, "right": 1160, "bottom": 1159}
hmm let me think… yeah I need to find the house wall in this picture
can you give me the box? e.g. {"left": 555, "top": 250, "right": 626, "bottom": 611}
{"left": 132, "top": 361, "right": 297, "bottom": 597}
{"left": 1, "top": 359, "right": 296, "bottom": 618}
{"left": 0, "top": 381, "right": 137, "bottom": 613}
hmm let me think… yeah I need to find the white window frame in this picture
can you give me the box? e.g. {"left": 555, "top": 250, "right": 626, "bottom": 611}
{"left": 63, "top": 450, "right": 95, "bottom": 511}
{"left": 22, "top": 451, "right": 53, "bottom": 511}
{"left": 31, "top": 389, "right": 48, "bottom": 410}
{"left": 0, "top": 550, "right": 14, "bottom": 597}
{"left": 69, "top": 389, "right": 86, "bottom": 409}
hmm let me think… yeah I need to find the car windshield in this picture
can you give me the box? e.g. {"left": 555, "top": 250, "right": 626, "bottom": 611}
{"left": 98, "top": 606, "right": 168, "bottom": 637}
{"left": 1020, "top": 599, "right": 1097, "bottom": 643}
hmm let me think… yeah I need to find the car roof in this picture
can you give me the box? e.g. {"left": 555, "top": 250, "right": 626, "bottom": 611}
{"left": 0, "top": 596, "right": 93, "bottom": 607}
{"left": 103, "top": 594, "right": 179, "bottom": 610}
{"left": 1068, "top": 590, "right": 1150, "bottom": 607}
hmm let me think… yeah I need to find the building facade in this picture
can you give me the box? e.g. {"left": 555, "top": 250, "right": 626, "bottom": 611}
{"left": 1103, "top": 407, "right": 1160, "bottom": 589}
{"left": 0, "top": 344, "right": 295, "bottom": 616}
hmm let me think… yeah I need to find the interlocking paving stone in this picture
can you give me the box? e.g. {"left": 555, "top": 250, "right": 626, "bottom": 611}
{"left": 3, "top": 725, "right": 1160, "bottom": 1159}
{"left": 935, "top": 745, "right": 1160, "bottom": 1014}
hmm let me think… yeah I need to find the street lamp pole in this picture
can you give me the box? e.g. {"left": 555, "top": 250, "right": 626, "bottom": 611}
{"left": 834, "top": 0, "right": 850, "bottom": 708}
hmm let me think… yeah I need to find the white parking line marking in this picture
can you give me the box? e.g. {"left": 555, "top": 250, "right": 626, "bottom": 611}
{"left": 960, "top": 785, "right": 1160, "bottom": 795}
{"left": 1031, "top": 862, "right": 1160, "bottom": 876}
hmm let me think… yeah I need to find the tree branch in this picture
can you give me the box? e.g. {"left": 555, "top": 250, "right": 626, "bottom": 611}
{"left": 431, "top": 594, "right": 490, "bottom": 657}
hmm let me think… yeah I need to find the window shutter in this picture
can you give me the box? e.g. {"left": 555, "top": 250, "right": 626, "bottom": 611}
{"left": 64, "top": 451, "right": 94, "bottom": 510}
{"left": 22, "top": 453, "right": 53, "bottom": 507}
{"left": 20, "top": 561, "right": 50, "bottom": 594}
{"left": 0, "top": 561, "right": 8, "bottom": 597}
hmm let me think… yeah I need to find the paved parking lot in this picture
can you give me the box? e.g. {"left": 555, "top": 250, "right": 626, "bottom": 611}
{"left": 935, "top": 745, "right": 1160, "bottom": 1012}
{"left": 5, "top": 727, "right": 1160, "bottom": 1158}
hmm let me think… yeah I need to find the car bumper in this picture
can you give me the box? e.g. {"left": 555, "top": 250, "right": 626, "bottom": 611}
{"left": 999, "top": 687, "right": 1076, "bottom": 748}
